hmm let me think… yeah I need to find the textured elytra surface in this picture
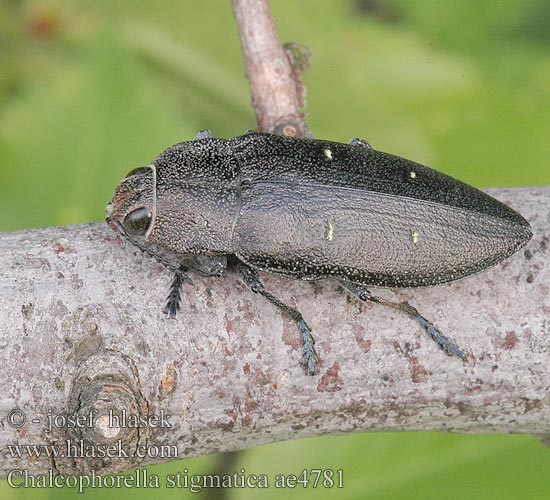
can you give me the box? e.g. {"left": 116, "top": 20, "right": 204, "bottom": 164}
{"left": 233, "top": 180, "right": 531, "bottom": 287}
{"left": 107, "top": 132, "right": 532, "bottom": 288}
{"left": 231, "top": 133, "right": 529, "bottom": 226}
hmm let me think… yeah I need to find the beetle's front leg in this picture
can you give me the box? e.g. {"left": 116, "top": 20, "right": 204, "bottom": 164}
{"left": 163, "top": 266, "right": 193, "bottom": 319}
{"left": 237, "top": 263, "right": 318, "bottom": 375}
{"left": 340, "top": 281, "right": 466, "bottom": 359}
{"left": 164, "top": 255, "right": 227, "bottom": 319}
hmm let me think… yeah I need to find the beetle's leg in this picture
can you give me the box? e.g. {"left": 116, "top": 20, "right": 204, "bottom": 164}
{"left": 163, "top": 266, "right": 194, "bottom": 319}
{"left": 163, "top": 256, "right": 227, "bottom": 319}
{"left": 237, "top": 263, "right": 318, "bottom": 375}
{"left": 349, "top": 137, "right": 373, "bottom": 149}
{"left": 340, "top": 281, "right": 466, "bottom": 359}
{"left": 183, "top": 255, "right": 227, "bottom": 278}
{"left": 195, "top": 130, "right": 213, "bottom": 140}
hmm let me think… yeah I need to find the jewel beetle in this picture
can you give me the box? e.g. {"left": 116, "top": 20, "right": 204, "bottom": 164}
{"left": 106, "top": 130, "right": 532, "bottom": 375}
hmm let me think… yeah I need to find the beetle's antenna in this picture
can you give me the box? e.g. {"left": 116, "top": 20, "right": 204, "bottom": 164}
{"left": 115, "top": 222, "right": 193, "bottom": 279}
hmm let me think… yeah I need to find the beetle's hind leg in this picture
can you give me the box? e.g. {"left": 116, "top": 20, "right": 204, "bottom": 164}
{"left": 340, "top": 281, "right": 466, "bottom": 359}
{"left": 237, "top": 263, "right": 318, "bottom": 375}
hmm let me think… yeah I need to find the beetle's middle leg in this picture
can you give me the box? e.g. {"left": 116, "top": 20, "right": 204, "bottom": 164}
{"left": 340, "top": 281, "right": 466, "bottom": 359}
{"left": 237, "top": 263, "right": 318, "bottom": 375}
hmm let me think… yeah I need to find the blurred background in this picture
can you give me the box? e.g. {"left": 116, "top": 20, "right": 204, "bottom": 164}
{"left": 1, "top": 0, "right": 549, "bottom": 498}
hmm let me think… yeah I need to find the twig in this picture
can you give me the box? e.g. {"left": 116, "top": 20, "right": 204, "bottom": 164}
{"left": 231, "top": 0, "right": 311, "bottom": 137}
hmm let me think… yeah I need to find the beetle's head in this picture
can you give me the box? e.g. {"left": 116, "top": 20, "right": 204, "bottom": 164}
{"left": 107, "top": 140, "right": 238, "bottom": 262}
{"left": 105, "top": 163, "right": 184, "bottom": 271}
{"left": 106, "top": 165, "right": 157, "bottom": 243}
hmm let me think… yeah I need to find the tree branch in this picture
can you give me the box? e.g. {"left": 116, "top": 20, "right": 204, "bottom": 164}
{"left": 0, "top": 186, "right": 548, "bottom": 476}
{"left": 231, "top": 0, "right": 311, "bottom": 137}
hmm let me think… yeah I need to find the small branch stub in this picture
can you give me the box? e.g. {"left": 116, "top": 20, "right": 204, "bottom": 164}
{"left": 59, "top": 352, "right": 149, "bottom": 474}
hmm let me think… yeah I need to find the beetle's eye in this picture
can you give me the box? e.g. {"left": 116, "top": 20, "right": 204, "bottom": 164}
{"left": 123, "top": 207, "right": 152, "bottom": 236}
{"left": 125, "top": 166, "right": 150, "bottom": 178}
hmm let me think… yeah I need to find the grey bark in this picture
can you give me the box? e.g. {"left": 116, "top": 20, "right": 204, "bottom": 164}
{"left": 0, "top": 186, "right": 548, "bottom": 476}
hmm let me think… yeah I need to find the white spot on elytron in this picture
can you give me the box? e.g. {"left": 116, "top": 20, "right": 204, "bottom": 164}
{"left": 324, "top": 148, "right": 333, "bottom": 160}
{"left": 325, "top": 220, "right": 334, "bottom": 241}
{"left": 411, "top": 229, "right": 419, "bottom": 245}
{"left": 410, "top": 171, "right": 417, "bottom": 179}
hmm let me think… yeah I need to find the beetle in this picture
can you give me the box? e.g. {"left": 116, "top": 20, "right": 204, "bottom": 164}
{"left": 106, "top": 130, "right": 532, "bottom": 375}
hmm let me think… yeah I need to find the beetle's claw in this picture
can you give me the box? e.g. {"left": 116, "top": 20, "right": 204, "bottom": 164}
{"left": 163, "top": 300, "right": 179, "bottom": 319}
{"left": 302, "top": 349, "right": 318, "bottom": 376}
{"left": 163, "top": 290, "right": 181, "bottom": 319}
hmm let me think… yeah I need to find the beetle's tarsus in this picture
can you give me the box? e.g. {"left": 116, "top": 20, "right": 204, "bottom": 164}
{"left": 415, "top": 314, "right": 466, "bottom": 359}
{"left": 163, "top": 267, "right": 192, "bottom": 319}
{"left": 349, "top": 137, "right": 373, "bottom": 149}
{"left": 195, "top": 129, "right": 213, "bottom": 140}
{"left": 298, "top": 320, "right": 318, "bottom": 375}
{"left": 341, "top": 280, "right": 466, "bottom": 360}
{"left": 237, "top": 263, "right": 319, "bottom": 375}
{"left": 163, "top": 272, "right": 183, "bottom": 319}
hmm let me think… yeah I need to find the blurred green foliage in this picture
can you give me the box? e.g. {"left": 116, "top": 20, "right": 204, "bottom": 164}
{"left": 1, "top": 0, "right": 549, "bottom": 499}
